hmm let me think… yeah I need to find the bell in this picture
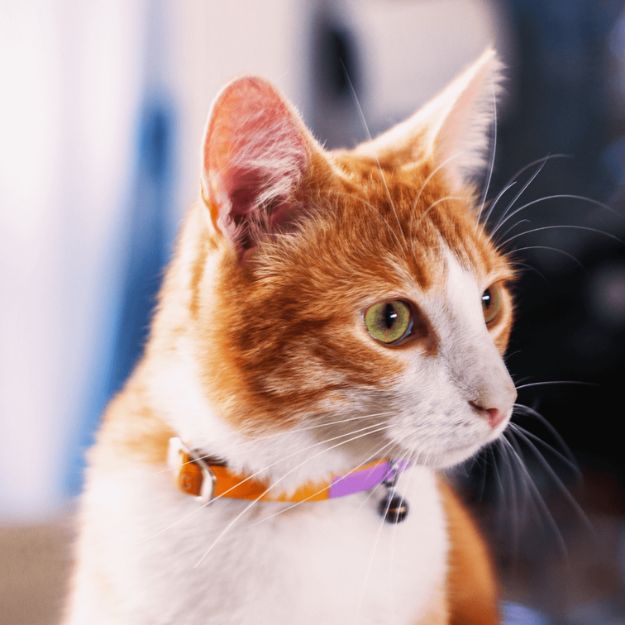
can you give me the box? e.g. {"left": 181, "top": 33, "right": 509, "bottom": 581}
{"left": 378, "top": 492, "right": 409, "bottom": 524}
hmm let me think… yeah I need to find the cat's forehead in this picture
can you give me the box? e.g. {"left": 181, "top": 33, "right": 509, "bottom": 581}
{"left": 309, "top": 153, "right": 507, "bottom": 289}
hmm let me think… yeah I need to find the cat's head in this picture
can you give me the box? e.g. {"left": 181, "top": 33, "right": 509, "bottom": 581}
{"left": 160, "top": 49, "right": 516, "bottom": 470}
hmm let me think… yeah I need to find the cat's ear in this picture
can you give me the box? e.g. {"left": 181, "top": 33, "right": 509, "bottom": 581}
{"left": 356, "top": 48, "right": 503, "bottom": 189}
{"left": 201, "top": 77, "right": 327, "bottom": 251}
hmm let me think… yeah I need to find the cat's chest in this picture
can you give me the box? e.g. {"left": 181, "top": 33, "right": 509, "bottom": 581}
{"left": 88, "top": 465, "right": 448, "bottom": 625}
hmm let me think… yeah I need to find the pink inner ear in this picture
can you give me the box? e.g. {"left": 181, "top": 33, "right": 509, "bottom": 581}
{"left": 203, "top": 78, "right": 309, "bottom": 246}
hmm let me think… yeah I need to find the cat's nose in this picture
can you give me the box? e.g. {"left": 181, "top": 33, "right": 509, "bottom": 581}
{"left": 469, "top": 400, "right": 512, "bottom": 429}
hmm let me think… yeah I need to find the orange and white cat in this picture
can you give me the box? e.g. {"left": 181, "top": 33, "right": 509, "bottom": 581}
{"left": 65, "top": 49, "right": 516, "bottom": 625}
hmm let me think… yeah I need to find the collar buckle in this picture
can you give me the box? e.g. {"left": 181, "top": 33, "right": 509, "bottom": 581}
{"left": 168, "top": 437, "right": 217, "bottom": 504}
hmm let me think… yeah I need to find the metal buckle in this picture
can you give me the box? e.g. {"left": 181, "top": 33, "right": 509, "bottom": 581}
{"left": 168, "top": 437, "right": 217, "bottom": 505}
{"left": 382, "top": 461, "right": 401, "bottom": 489}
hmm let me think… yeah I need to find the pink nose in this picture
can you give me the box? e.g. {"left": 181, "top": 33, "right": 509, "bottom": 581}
{"left": 469, "top": 402, "right": 507, "bottom": 429}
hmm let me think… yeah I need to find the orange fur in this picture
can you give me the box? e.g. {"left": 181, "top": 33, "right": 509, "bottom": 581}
{"left": 440, "top": 479, "right": 500, "bottom": 624}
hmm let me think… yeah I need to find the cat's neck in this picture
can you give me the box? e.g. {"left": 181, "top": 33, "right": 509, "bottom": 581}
{"left": 97, "top": 347, "right": 393, "bottom": 498}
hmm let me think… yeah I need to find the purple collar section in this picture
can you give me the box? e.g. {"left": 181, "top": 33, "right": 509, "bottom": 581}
{"left": 328, "top": 459, "right": 411, "bottom": 499}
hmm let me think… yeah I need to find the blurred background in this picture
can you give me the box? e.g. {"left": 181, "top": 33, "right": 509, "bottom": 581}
{"left": 1, "top": 1, "right": 625, "bottom": 623}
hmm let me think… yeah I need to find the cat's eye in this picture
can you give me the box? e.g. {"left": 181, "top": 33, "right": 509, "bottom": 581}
{"left": 364, "top": 300, "right": 414, "bottom": 346}
{"left": 481, "top": 284, "right": 503, "bottom": 326}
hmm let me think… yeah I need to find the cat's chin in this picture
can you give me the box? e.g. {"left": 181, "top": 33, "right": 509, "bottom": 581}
{"left": 434, "top": 445, "right": 487, "bottom": 469}
{"left": 395, "top": 440, "right": 489, "bottom": 470}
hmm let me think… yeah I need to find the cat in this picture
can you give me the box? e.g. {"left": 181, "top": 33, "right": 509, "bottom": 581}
{"left": 64, "top": 48, "right": 517, "bottom": 625}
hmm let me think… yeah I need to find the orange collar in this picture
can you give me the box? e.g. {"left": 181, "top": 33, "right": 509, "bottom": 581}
{"left": 167, "top": 437, "right": 407, "bottom": 505}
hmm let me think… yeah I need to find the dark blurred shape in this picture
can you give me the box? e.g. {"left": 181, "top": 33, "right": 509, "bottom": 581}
{"left": 317, "top": 21, "right": 359, "bottom": 101}
{"left": 307, "top": 2, "right": 363, "bottom": 148}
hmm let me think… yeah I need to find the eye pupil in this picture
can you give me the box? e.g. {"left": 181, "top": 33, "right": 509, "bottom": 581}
{"left": 481, "top": 285, "right": 502, "bottom": 325}
{"left": 482, "top": 290, "right": 492, "bottom": 309}
{"left": 384, "top": 304, "right": 398, "bottom": 328}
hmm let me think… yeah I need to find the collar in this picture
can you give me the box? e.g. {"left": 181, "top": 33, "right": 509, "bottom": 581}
{"left": 168, "top": 437, "right": 409, "bottom": 505}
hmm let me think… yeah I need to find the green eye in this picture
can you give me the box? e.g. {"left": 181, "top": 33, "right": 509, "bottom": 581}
{"left": 364, "top": 300, "right": 414, "bottom": 346}
{"left": 481, "top": 284, "right": 503, "bottom": 325}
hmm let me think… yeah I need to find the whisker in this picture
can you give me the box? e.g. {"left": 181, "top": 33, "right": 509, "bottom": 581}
{"left": 145, "top": 418, "right": 392, "bottom": 541}
{"left": 481, "top": 180, "right": 518, "bottom": 228}
{"left": 498, "top": 437, "right": 534, "bottom": 522}
{"left": 488, "top": 440, "right": 508, "bottom": 534}
{"left": 508, "top": 422, "right": 580, "bottom": 478}
{"left": 356, "top": 446, "right": 409, "bottom": 614}
{"left": 202, "top": 420, "right": 393, "bottom": 505}
{"left": 412, "top": 153, "right": 466, "bottom": 211}
{"left": 494, "top": 194, "right": 624, "bottom": 242}
{"left": 494, "top": 218, "right": 532, "bottom": 244}
{"left": 513, "top": 403, "right": 577, "bottom": 465}
{"left": 412, "top": 195, "right": 466, "bottom": 230}
{"left": 495, "top": 438, "right": 522, "bottom": 558}
{"left": 490, "top": 160, "right": 547, "bottom": 237}
{"left": 488, "top": 158, "right": 548, "bottom": 234}
{"left": 178, "top": 411, "right": 395, "bottom": 470}
{"left": 484, "top": 153, "right": 570, "bottom": 227}
{"left": 387, "top": 447, "right": 416, "bottom": 622}
{"left": 193, "top": 422, "right": 395, "bottom": 567}
{"left": 498, "top": 223, "right": 625, "bottom": 250}
{"left": 475, "top": 76, "right": 498, "bottom": 227}
{"left": 507, "top": 425, "right": 595, "bottom": 537}
{"left": 502, "top": 435, "right": 534, "bottom": 525}
{"left": 501, "top": 434, "right": 568, "bottom": 556}
{"left": 476, "top": 445, "right": 492, "bottom": 503}
{"left": 508, "top": 245, "right": 586, "bottom": 270}
{"left": 507, "top": 260, "right": 549, "bottom": 283}
{"left": 342, "top": 64, "right": 408, "bottom": 254}
{"left": 516, "top": 380, "right": 596, "bottom": 391}
{"left": 248, "top": 438, "right": 398, "bottom": 527}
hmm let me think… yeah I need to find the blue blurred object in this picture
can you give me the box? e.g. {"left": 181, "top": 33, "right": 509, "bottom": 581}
{"left": 109, "top": 98, "right": 175, "bottom": 394}
{"left": 502, "top": 602, "right": 552, "bottom": 625}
